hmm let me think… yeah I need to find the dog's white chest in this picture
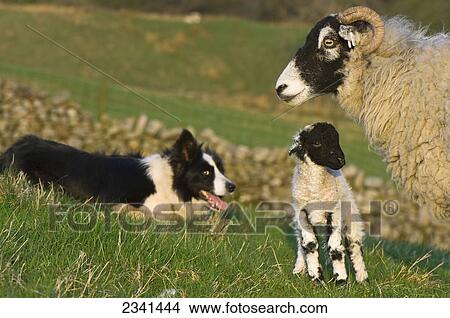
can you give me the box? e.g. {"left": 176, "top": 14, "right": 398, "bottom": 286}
{"left": 141, "top": 154, "right": 180, "bottom": 212}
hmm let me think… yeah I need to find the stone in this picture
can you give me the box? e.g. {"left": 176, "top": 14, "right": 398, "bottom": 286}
{"left": 146, "top": 120, "right": 164, "bottom": 136}
{"left": 343, "top": 164, "right": 359, "bottom": 180}
{"left": 253, "top": 147, "right": 270, "bottom": 163}
{"left": 134, "top": 115, "right": 148, "bottom": 135}
{"left": 51, "top": 90, "right": 71, "bottom": 105}
{"left": 364, "top": 176, "right": 384, "bottom": 189}
{"left": 159, "top": 127, "right": 183, "bottom": 140}
{"left": 354, "top": 172, "right": 365, "bottom": 189}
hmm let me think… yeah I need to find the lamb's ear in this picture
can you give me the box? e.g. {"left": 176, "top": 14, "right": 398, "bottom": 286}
{"left": 289, "top": 144, "right": 306, "bottom": 160}
{"left": 172, "top": 129, "right": 199, "bottom": 162}
{"left": 289, "top": 133, "right": 306, "bottom": 160}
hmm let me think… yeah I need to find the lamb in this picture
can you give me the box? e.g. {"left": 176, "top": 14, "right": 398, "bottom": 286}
{"left": 275, "top": 6, "right": 450, "bottom": 220}
{"left": 289, "top": 122, "right": 368, "bottom": 284}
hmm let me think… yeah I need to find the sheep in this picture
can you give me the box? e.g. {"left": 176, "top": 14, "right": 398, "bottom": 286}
{"left": 289, "top": 122, "right": 368, "bottom": 284}
{"left": 275, "top": 6, "right": 450, "bottom": 220}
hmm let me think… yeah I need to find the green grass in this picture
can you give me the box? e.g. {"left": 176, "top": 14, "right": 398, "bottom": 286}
{"left": 1, "top": 174, "right": 449, "bottom": 297}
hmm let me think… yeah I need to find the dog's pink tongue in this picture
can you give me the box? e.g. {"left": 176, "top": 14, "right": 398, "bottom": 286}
{"left": 207, "top": 193, "right": 228, "bottom": 211}
{"left": 212, "top": 195, "right": 228, "bottom": 211}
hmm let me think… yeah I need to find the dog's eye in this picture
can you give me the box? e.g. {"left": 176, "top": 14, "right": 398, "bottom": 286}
{"left": 312, "top": 142, "right": 322, "bottom": 148}
{"left": 323, "top": 38, "right": 336, "bottom": 48}
{"left": 201, "top": 170, "right": 210, "bottom": 176}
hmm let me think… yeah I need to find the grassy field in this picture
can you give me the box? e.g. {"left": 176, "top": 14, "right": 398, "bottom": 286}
{"left": 0, "top": 3, "right": 389, "bottom": 178}
{"left": 0, "top": 174, "right": 449, "bottom": 297}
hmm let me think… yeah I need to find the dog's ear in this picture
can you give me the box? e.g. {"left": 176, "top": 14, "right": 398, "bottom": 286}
{"left": 172, "top": 129, "right": 199, "bottom": 162}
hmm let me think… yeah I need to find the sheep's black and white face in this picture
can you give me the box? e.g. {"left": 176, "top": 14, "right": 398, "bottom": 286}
{"left": 289, "top": 122, "right": 346, "bottom": 170}
{"left": 276, "top": 15, "right": 366, "bottom": 105}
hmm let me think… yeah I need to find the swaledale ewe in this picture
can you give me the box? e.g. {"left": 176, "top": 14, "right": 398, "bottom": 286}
{"left": 276, "top": 6, "right": 450, "bottom": 220}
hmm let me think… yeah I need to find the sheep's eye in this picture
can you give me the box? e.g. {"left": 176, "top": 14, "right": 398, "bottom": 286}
{"left": 312, "top": 142, "right": 322, "bottom": 148}
{"left": 323, "top": 38, "right": 336, "bottom": 48}
{"left": 201, "top": 170, "right": 210, "bottom": 176}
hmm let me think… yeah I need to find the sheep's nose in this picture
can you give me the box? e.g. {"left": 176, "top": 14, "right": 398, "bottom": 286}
{"left": 276, "top": 84, "right": 288, "bottom": 96}
{"left": 226, "top": 182, "right": 236, "bottom": 193}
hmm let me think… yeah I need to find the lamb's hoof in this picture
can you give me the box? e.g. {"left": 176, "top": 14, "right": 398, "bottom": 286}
{"left": 309, "top": 274, "right": 325, "bottom": 285}
{"left": 310, "top": 277, "right": 325, "bottom": 285}
{"left": 357, "top": 277, "right": 369, "bottom": 284}
{"left": 355, "top": 271, "right": 369, "bottom": 283}
{"left": 308, "top": 267, "right": 324, "bottom": 285}
{"left": 293, "top": 266, "right": 306, "bottom": 275}
{"left": 332, "top": 273, "right": 348, "bottom": 286}
{"left": 335, "top": 279, "right": 348, "bottom": 286}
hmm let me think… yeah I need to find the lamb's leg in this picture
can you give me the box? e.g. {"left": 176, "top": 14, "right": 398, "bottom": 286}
{"left": 293, "top": 216, "right": 306, "bottom": 274}
{"left": 346, "top": 223, "right": 368, "bottom": 282}
{"left": 326, "top": 212, "right": 348, "bottom": 284}
{"left": 298, "top": 208, "right": 323, "bottom": 282}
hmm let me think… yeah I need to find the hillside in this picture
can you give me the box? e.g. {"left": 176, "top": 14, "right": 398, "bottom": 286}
{"left": 0, "top": 3, "right": 390, "bottom": 177}
{"left": 2, "top": 0, "right": 449, "bottom": 29}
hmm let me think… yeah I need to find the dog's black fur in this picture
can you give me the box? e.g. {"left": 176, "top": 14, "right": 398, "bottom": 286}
{"left": 0, "top": 130, "right": 234, "bottom": 206}
{"left": 0, "top": 135, "right": 155, "bottom": 203}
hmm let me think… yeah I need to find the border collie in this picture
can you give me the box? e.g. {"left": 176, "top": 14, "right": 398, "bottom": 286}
{"left": 0, "top": 129, "right": 236, "bottom": 213}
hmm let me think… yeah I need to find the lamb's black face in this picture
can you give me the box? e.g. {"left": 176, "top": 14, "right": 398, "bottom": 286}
{"left": 289, "top": 122, "right": 345, "bottom": 170}
{"left": 276, "top": 15, "right": 367, "bottom": 105}
{"left": 169, "top": 130, "right": 236, "bottom": 211}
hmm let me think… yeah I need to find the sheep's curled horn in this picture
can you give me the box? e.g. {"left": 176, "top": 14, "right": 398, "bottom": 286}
{"left": 338, "top": 6, "right": 385, "bottom": 54}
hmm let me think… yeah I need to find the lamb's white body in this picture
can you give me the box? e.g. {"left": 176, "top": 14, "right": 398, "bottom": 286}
{"left": 292, "top": 157, "right": 368, "bottom": 282}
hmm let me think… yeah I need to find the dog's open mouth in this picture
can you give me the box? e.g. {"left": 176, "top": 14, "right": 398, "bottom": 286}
{"left": 199, "top": 190, "right": 228, "bottom": 211}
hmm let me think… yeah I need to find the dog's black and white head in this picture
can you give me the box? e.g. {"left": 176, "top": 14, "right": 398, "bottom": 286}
{"left": 166, "top": 129, "right": 236, "bottom": 211}
{"left": 275, "top": 14, "right": 373, "bottom": 105}
{"left": 289, "top": 122, "right": 345, "bottom": 170}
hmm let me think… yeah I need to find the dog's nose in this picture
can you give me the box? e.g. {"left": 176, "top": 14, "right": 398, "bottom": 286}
{"left": 226, "top": 182, "right": 236, "bottom": 193}
{"left": 338, "top": 157, "right": 346, "bottom": 165}
{"left": 276, "top": 84, "right": 288, "bottom": 97}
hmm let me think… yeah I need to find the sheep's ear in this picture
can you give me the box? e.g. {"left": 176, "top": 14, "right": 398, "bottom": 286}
{"left": 172, "top": 129, "right": 199, "bottom": 162}
{"left": 339, "top": 21, "right": 372, "bottom": 49}
{"left": 289, "top": 142, "right": 306, "bottom": 160}
{"left": 288, "top": 144, "right": 298, "bottom": 156}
